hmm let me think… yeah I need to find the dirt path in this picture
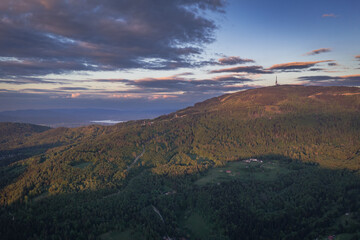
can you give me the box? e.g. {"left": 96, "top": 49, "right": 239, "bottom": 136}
{"left": 103, "top": 147, "right": 145, "bottom": 199}
{"left": 151, "top": 205, "right": 165, "bottom": 223}
{"left": 127, "top": 146, "right": 145, "bottom": 171}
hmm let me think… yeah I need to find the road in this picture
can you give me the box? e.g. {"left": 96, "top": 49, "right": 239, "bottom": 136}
{"left": 127, "top": 146, "right": 145, "bottom": 171}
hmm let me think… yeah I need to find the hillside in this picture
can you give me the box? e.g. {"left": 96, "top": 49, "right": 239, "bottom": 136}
{"left": 1, "top": 85, "right": 360, "bottom": 239}
{"left": 163, "top": 85, "right": 360, "bottom": 118}
{"left": 0, "top": 122, "right": 50, "bottom": 145}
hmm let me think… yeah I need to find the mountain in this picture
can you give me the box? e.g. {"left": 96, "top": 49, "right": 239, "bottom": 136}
{"left": 1, "top": 85, "right": 360, "bottom": 239}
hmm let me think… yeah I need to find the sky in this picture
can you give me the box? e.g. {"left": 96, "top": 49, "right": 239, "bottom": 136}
{"left": 0, "top": 0, "right": 359, "bottom": 112}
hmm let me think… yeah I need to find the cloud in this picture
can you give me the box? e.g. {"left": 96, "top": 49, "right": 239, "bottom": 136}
{"left": 70, "top": 93, "right": 81, "bottom": 98}
{"left": 309, "top": 68, "right": 324, "bottom": 72}
{"left": 328, "top": 62, "right": 338, "bottom": 66}
{"left": 0, "top": 83, "right": 257, "bottom": 112}
{"left": 0, "top": 0, "right": 225, "bottom": 78}
{"left": 218, "top": 56, "right": 255, "bottom": 65}
{"left": 355, "top": 55, "right": 360, "bottom": 61}
{"left": 148, "top": 94, "right": 178, "bottom": 100}
{"left": 94, "top": 79, "right": 130, "bottom": 83}
{"left": 2, "top": 73, "right": 256, "bottom": 104}
{"left": 0, "top": 75, "right": 77, "bottom": 85}
{"left": 129, "top": 75, "right": 254, "bottom": 93}
{"left": 269, "top": 60, "right": 333, "bottom": 71}
{"left": 0, "top": 58, "right": 95, "bottom": 78}
{"left": 57, "top": 87, "right": 89, "bottom": 91}
{"left": 173, "top": 72, "right": 194, "bottom": 77}
{"left": 87, "top": 73, "right": 256, "bottom": 98}
{"left": 298, "top": 74, "right": 360, "bottom": 86}
{"left": 305, "top": 48, "right": 331, "bottom": 56}
{"left": 195, "top": 56, "right": 255, "bottom": 67}
{"left": 322, "top": 13, "right": 338, "bottom": 18}
{"left": 210, "top": 65, "right": 273, "bottom": 74}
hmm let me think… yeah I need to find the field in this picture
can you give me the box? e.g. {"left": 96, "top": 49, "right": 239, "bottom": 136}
{"left": 195, "top": 159, "right": 291, "bottom": 186}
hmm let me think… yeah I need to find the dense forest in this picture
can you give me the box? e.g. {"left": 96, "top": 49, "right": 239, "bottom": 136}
{"left": 1, "top": 85, "right": 360, "bottom": 239}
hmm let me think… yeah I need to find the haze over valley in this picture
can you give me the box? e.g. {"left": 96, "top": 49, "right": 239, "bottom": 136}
{"left": 0, "top": 108, "right": 174, "bottom": 127}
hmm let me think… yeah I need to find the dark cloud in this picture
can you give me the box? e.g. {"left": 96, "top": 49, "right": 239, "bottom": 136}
{"left": 124, "top": 75, "right": 254, "bottom": 93}
{"left": 83, "top": 74, "right": 256, "bottom": 97}
{"left": 0, "top": 76, "right": 64, "bottom": 85}
{"left": 93, "top": 73, "right": 255, "bottom": 93}
{"left": 298, "top": 74, "right": 360, "bottom": 86}
{"left": 309, "top": 68, "right": 324, "bottom": 72}
{"left": 0, "top": 59, "right": 93, "bottom": 78}
{"left": 0, "top": 0, "right": 225, "bottom": 78}
{"left": 305, "top": 48, "right": 331, "bottom": 56}
{"left": 197, "top": 56, "right": 255, "bottom": 67}
{"left": 269, "top": 60, "right": 333, "bottom": 71}
{"left": 218, "top": 56, "right": 255, "bottom": 65}
{"left": 0, "top": 89, "right": 15, "bottom": 93}
{"left": 57, "top": 87, "right": 90, "bottom": 91}
{"left": 173, "top": 72, "right": 194, "bottom": 77}
{"left": 328, "top": 62, "right": 338, "bottom": 66}
{"left": 210, "top": 65, "right": 273, "bottom": 74}
{"left": 94, "top": 79, "right": 130, "bottom": 83}
{"left": 21, "top": 88, "right": 64, "bottom": 93}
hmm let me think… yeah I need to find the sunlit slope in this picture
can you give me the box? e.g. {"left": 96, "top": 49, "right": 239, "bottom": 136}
{"left": 1, "top": 85, "right": 360, "bottom": 205}
{"left": 161, "top": 85, "right": 360, "bottom": 119}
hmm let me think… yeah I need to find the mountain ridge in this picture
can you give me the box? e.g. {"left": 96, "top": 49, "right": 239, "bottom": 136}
{"left": 166, "top": 85, "right": 360, "bottom": 118}
{"left": 1, "top": 85, "right": 360, "bottom": 205}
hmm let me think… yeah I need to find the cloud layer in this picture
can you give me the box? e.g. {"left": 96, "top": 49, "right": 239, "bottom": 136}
{"left": 0, "top": 0, "right": 225, "bottom": 78}
{"left": 97, "top": 74, "right": 255, "bottom": 94}
{"left": 269, "top": 60, "right": 333, "bottom": 71}
{"left": 218, "top": 56, "right": 255, "bottom": 65}
{"left": 210, "top": 65, "right": 272, "bottom": 74}
{"left": 298, "top": 74, "right": 360, "bottom": 86}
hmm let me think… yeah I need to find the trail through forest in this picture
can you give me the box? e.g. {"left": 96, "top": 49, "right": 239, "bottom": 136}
{"left": 127, "top": 146, "right": 145, "bottom": 171}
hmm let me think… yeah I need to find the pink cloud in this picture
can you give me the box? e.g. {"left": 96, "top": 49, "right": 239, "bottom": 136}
{"left": 269, "top": 60, "right": 334, "bottom": 70}
{"left": 148, "top": 94, "right": 177, "bottom": 100}
{"left": 322, "top": 13, "right": 338, "bottom": 18}
{"left": 71, "top": 93, "right": 81, "bottom": 98}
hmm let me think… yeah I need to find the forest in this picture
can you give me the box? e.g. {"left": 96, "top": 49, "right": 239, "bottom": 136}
{"left": 1, "top": 85, "right": 360, "bottom": 239}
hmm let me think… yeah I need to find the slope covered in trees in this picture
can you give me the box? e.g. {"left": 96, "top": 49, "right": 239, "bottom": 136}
{"left": 1, "top": 85, "right": 360, "bottom": 239}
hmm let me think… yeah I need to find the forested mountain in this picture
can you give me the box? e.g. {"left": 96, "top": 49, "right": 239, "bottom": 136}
{"left": 1, "top": 85, "right": 360, "bottom": 239}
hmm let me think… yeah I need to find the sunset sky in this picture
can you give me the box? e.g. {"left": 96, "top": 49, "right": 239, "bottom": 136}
{"left": 0, "top": 0, "right": 359, "bottom": 111}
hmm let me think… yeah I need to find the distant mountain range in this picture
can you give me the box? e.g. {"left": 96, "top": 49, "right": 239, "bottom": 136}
{"left": 0, "top": 108, "right": 175, "bottom": 127}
